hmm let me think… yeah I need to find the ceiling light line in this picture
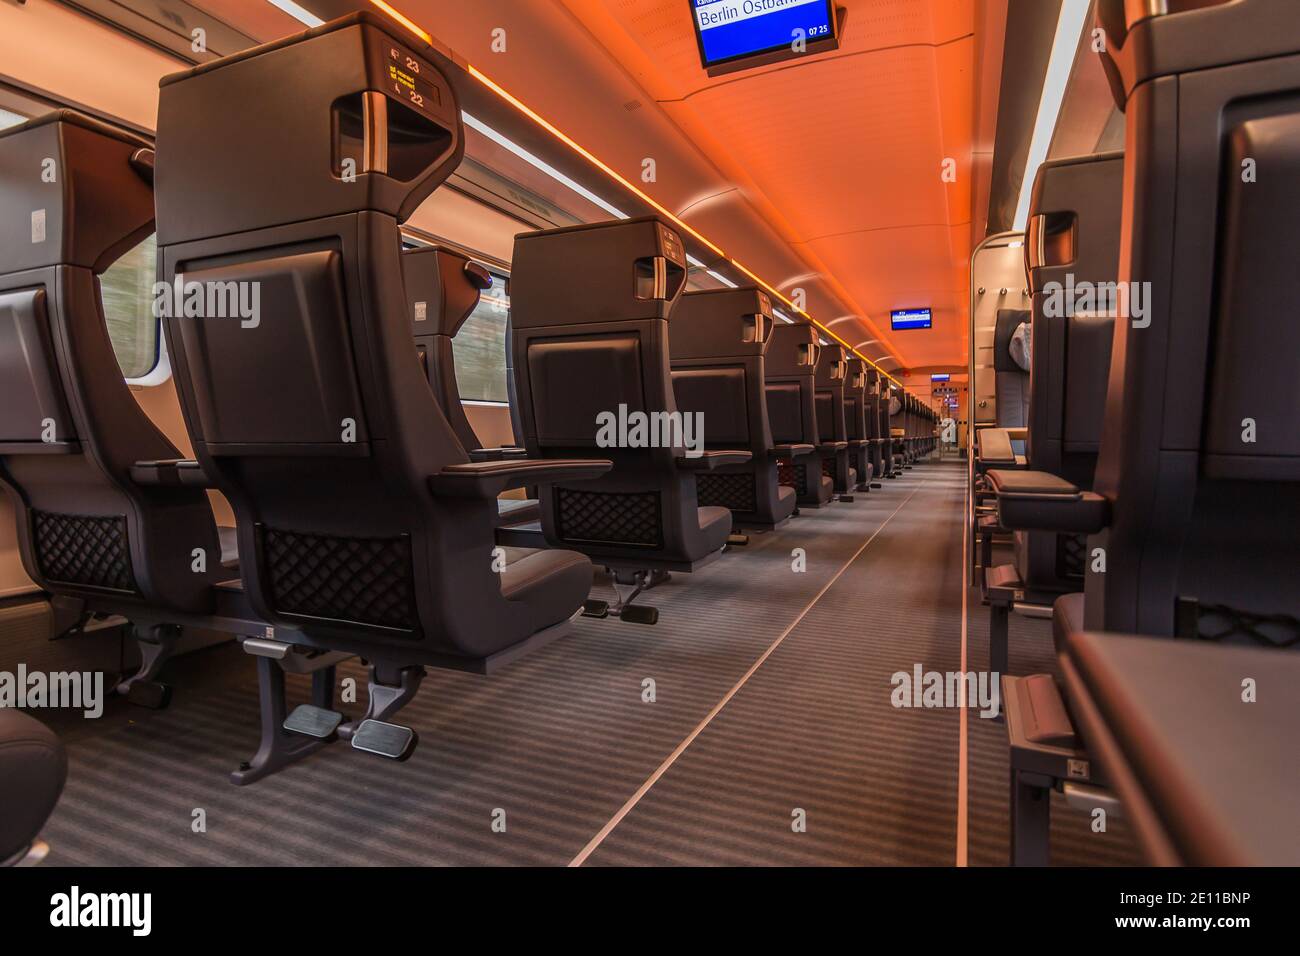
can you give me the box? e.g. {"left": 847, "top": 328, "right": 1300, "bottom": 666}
{"left": 365, "top": 0, "right": 908, "bottom": 389}
{"left": 462, "top": 112, "right": 629, "bottom": 220}
{"left": 266, "top": 0, "right": 323, "bottom": 26}
{"left": 1013, "top": 0, "right": 1091, "bottom": 230}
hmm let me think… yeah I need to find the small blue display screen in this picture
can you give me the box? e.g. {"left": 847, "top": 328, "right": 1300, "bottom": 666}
{"left": 692, "top": 0, "right": 836, "bottom": 67}
{"left": 891, "top": 308, "right": 932, "bottom": 331}
{"left": 931, "top": 373, "right": 950, "bottom": 382}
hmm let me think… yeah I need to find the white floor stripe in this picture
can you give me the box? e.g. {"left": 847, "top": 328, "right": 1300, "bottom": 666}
{"left": 569, "top": 478, "right": 930, "bottom": 867}
{"left": 956, "top": 460, "right": 971, "bottom": 866}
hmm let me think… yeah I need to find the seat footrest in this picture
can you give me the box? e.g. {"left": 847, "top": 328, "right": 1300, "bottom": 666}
{"left": 284, "top": 704, "right": 344, "bottom": 739}
{"left": 985, "top": 563, "right": 1022, "bottom": 603}
{"left": 350, "top": 719, "right": 418, "bottom": 761}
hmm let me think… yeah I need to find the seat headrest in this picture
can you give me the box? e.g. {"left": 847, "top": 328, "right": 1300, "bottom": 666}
{"left": 815, "top": 343, "right": 848, "bottom": 386}
{"left": 670, "top": 287, "right": 772, "bottom": 359}
{"left": 0, "top": 110, "right": 155, "bottom": 275}
{"left": 402, "top": 246, "right": 488, "bottom": 337}
{"left": 765, "top": 321, "right": 820, "bottom": 376}
{"left": 1027, "top": 151, "right": 1124, "bottom": 293}
{"left": 512, "top": 216, "right": 687, "bottom": 328}
{"left": 155, "top": 12, "right": 463, "bottom": 245}
{"left": 845, "top": 358, "right": 868, "bottom": 391}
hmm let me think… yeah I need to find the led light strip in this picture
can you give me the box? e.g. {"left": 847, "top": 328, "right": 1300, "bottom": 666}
{"left": 463, "top": 113, "right": 629, "bottom": 220}
{"left": 362, "top": 0, "right": 908, "bottom": 389}
{"left": 1013, "top": 0, "right": 1091, "bottom": 231}
{"left": 267, "top": 0, "right": 323, "bottom": 27}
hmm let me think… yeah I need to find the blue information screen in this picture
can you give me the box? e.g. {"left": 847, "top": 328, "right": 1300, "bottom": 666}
{"left": 692, "top": 0, "right": 836, "bottom": 67}
{"left": 891, "top": 308, "right": 932, "bottom": 331}
{"left": 931, "top": 373, "right": 950, "bottom": 381}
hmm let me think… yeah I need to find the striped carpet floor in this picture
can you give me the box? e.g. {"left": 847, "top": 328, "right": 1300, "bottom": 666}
{"left": 31, "top": 458, "right": 1138, "bottom": 866}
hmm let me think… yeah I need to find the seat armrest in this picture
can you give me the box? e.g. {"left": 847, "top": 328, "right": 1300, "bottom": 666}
{"left": 987, "top": 469, "right": 1111, "bottom": 534}
{"left": 468, "top": 446, "right": 529, "bottom": 462}
{"left": 131, "top": 459, "right": 216, "bottom": 489}
{"left": 430, "top": 459, "right": 612, "bottom": 498}
{"left": 675, "top": 450, "right": 753, "bottom": 471}
{"left": 816, "top": 441, "right": 848, "bottom": 452}
{"left": 976, "top": 427, "right": 1022, "bottom": 468}
{"left": 770, "top": 443, "right": 815, "bottom": 459}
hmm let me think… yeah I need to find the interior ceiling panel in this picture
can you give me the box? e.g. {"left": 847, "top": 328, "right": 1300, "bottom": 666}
{"left": 205, "top": 0, "right": 995, "bottom": 375}
{"left": 565, "top": 0, "right": 981, "bottom": 369}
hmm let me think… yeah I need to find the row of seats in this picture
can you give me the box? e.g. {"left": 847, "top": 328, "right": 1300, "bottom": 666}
{"left": 0, "top": 12, "right": 938, "bottom": 857}
{"left": 978, "top": 0, "right": 1300, "bottom": 865}
{"left": 974, "top": 147, "right": 1123, "bottom": 672}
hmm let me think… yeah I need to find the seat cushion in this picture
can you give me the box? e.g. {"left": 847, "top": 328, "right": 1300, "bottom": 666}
{"left": 1053, "top": 591, "right": 1085, "bottom": 653}
{"left": 218, "top": 525, "right": 239, "bottom": 569}
{"left": 0, "top": 710, "right": 66, "bottom": 862}
{"left": 499, "top": 546, "right": 592, "bottom": 627}
{"left": 697, "top": 505, "right": 732, "bottom": 554}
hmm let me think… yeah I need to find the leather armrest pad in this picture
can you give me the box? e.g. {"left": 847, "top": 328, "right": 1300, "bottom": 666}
{"left": 816, "top": 441, "right": 848, "bottom": 451}
{"left": 131, "top": 459, "right": 215, "bottom": 489}
{"left": 988, "top": 469, "right": 1110, "bottom": 533}
{"left": 771, "top": 443, "right": 815, "bottom": 459}
{"left": 675, "top": 450, "right": 753, "bottom": 471}
{"left": 977, "top": 427, "right": 1018, "bottom": 466}
{"left": 988, "top": 469, "right": 1079, "bottom": 497}
{"left": 468, "top": 446, "right": 529, "bottom": 462}
{"left": 431, "top": 458, "right": 612, "bottom": 498}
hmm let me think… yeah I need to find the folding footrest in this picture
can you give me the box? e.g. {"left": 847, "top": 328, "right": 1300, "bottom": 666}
{"left": 582, "top": 599, "right": 610, "bottom": 618}
{"left": 617, "top": 605, "right": 659, "bottom": 625}
{"left": 283, "top": 704, "right": 344, "bottom": 739}
{"left": 350, "top": 719, "right": 418, "bottom": 761}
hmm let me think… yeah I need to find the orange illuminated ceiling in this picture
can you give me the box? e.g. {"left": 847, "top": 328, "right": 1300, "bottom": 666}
{"left": 351, "top": 0, "right": 985, "bottom": 378}
{"left": 561, "top": 0, "right": 980, "bottom": 372}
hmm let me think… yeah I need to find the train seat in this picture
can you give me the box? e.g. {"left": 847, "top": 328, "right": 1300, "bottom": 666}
{"left": 843, "top": 359, "right": 875, "bottom": 491}
{"left": 510, "top": 215, "right": 749, "bottom": 621}
{"left": 813, "top": 343, "right": 856, "bottom": 499}
{"left": 669, "top": 287, "right": 803, "bottom": 529}
{"left": 403, "top": 244, "right": 542, "bottom": 532}
{"left": 0, "top": 110, "right": 242, "bottom": 704}
{"left": 153, "top": 12, "right": 611, "bottom": 757}
{"left": 982, "top": 150, "right": 1124, "bottom": 672}
{"left": 992, "top": 309, "right": 1030, "bottom": 456}
{"left": 0, "top": 709, "right": 66, "bottom": 867}
{"left": 867, "top": 370, "right": 894, "bottom": 479}
{"left": 996, "top": 0, "right": 1300, "bottom": 864}
{"left": 765, "top": 321, "right": 833, "bottom": 507}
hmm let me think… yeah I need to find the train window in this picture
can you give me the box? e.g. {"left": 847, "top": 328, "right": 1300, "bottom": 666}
{"left": 99, "top": 232, "right": 160, "bottom": 379}
{"left": 451, "top": 269, "right": 510, "bottom": 403}
{"left": 0, "top": 108, "right": 26, "bottom": 130}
